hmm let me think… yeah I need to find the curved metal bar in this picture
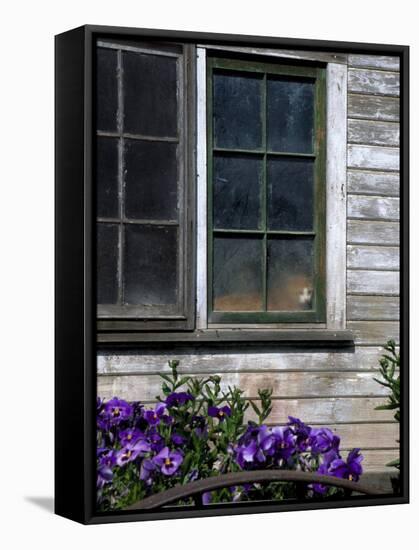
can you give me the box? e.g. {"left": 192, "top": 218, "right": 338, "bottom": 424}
{"left": 125, "top": 470, "right": 387, "bottom": 510}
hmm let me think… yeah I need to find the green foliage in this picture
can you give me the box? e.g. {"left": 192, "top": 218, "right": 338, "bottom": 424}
{"left": 374, "top": 340, "right": 400, "bottom": 469}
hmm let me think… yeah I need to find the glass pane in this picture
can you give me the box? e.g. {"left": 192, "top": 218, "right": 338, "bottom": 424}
{"left": 267, "top": 77, "right": 314, "bottom": 153}
{"left": 213, "top": 154, "right": 262, "bottom": 230}
{"left": 97, "top": 223, "right": 119, "bottom": 304}
{"left": 123, "top": 52, "right": 178, "bottom": 137}
{"left": 267, "top": 157, "right": 314, "bottom": 231}
{"left": 267, "top": 238, "right": 314, "bottom": 311}
{"left": 124, "top": 140, "right": 178, "bottom": 221}
{"left": 213, "top": 71, "right": 263, "bottom": 150}
{"left": 123, "top": 225, "right": 178, "bottom": 306}
{"left": 213, "top": 237, "right": 263, "bottom": 311}
{"left": 96, "top": 48, "right": 118, "bottom": 132}
{"left": 96, "top": 137, "right": 119, "bottom": 218}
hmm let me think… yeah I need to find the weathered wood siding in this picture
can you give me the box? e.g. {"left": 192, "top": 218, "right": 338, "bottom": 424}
{"left": 345, "top": 53, "right": 400, "bottom": 473}
{"left": 97, "top": 53, "right": 400, "bottom": 477}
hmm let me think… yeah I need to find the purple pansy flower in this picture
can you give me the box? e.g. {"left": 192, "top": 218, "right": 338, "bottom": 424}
{"left": 309, "top": 427, "right": 340, "bottom": 454}
{"left": 116, "top": 438, "right": 151, "bottom": 466}
{"left": 208, "top": 405, "right": 231, "bottom": 421}
{"left": 271, "top": 426, "right": 296, "bottom": 461}
{"left": 97, "top": 450, "right": 116, "bottom": 487}
{"left": 153, "top": 446, "right": 183, "bottom": 476}
{"left": 329, "top": 448, "right": 364, "bottom": 482}
{"left": 288, "top": 416, "right": 312, "bottom": 452}
{"left": 171, "top": 433, "right": 187, "bottom": 445}
{"left": 139, "top": 458, "right": 156, "bottom": 483}
{"left": 103, "top": 398, "right": 133, "bottom": 425}
{"left": 144, "top": 402, "right": 167, "bottom": 426}
{"left": 165, "top": 392, "right": 194, "bottom": 408}
{"left": 202, "top": 491, "right": 212, "bottom": 505}
{"left": 118, "top": 428, "right": 144, "bottom": 446}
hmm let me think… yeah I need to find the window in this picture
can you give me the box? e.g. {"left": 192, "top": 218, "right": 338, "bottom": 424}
{"left": 207, "top": 56, "right": 326, "bottom": 323}
{"left": 95, "top": 39, "right": 348, "bottom": 336}
{"left": 95, "top": 40, "right": 195, "bottom": 330}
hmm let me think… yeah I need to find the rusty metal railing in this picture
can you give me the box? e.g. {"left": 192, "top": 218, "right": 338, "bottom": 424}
{"left": 125, "top": 470, "right": 386, "bottom": 511}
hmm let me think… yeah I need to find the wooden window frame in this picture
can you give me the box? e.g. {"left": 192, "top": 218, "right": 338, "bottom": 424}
{"left": 96, "top": 40, "right": 196, "bottom": 332}
{"left": 196, "top": 47, "right": 348, "bottom": 331}
{"left": 206, "top": 55, "right": 327, "bottom": 324}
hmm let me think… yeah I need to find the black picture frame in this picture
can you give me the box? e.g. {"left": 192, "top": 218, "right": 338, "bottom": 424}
{"left": 55, "top": 24, "right": 409, "bottom": 524}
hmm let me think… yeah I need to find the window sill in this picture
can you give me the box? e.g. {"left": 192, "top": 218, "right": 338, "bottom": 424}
{"left": 97, "top": 328, "right": 354, "bottom": 346}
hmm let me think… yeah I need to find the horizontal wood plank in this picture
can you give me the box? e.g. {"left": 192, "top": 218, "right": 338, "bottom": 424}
{"left": 347, "top": 295, "right": 400, "bottom": 321}
{"left": 347, "top": 220, "right": 399, "bottom": 245}
{"left": 348, "top": 54, "right": 400, "bottom": 71}
{"left": 97, "top": 346, "right": 390, "bottom": 375}
{"left": 324, "top": 423, "right": 399, "bottom": 451}
{"left": 348, "top": 195, "right": 399, "bottom": 221}
{"left": 347, "top": 245, "right": 399, "bottom": 270}
{"left": 347, "top": 321, "right": 399, "bottom": 345}
{"left": 347, "top": 270, "right": 399, "bottom": 295}
{"left": 359, "top": 449, "right": 399, "bottom": 472}
{"left": 348, "top": 94, "right": 399, "bottom": 121}
{"left": 348, "top": 119, "right": 399, "bottom": 147}
{"left": 348, "top": 68, "right": 400, "bottom": 97}
{"left": 347, "top": 170, "right": 399, "bottom": 197}
{"left": 347, "top": 145, "right": 399, "bottom": 171}
{"left": 97, "top": 371, "right": 391, "bottom": 402}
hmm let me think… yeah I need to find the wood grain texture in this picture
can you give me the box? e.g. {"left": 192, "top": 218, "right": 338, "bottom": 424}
{"left": 97, "top": 346, "right": 390, "bottom": 375}
{"left": 347, "top": 170, "right": 399, "bottom": 197}
{"left": 361, "top": 450, "right": 399, "bottom": 472}
{"left": 347, "top": 220, "right": 399, "bottom": 245}
{"left": 348, "top": 55, "right": 400, "bottom": 71}
{"left": 347, "top": 295, "right": 400, "bottom": 321}
{"left": 347, "top": 245, "right": 399, "bottom": 270}
{"left": 198, "top": 44, "right": 348, "bottom": 64}
{"left": 348, "top": 195, "right": 399, "bottom": 221}
{"left": 347, "top": 145, "right": 399, "bottom": 171}
{"left": 97, "top": 371, "right": 390, "bottom": 402}
{"left": 348, "top": 94, "right": 399, "bottom": 121}
{"left": 347, "top": 270, "right": 399, "bottom": 295}
{"left": 347, "top": 321, "right": 399, "bottom": 345}
{"left": 348, "top": 119, "right": 399, "bottom": 147}
{"left": 326, "top": 63, "right": 347, "bottom": 329}
{"left": 196, "top": 47, "right": 207, "bottom": 329}
{"left": 348, "top": 68, "right": 400, "bottom": 97}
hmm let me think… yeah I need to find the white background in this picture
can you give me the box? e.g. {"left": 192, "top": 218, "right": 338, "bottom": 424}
{"left": 0, "top": 1, "right": 416, "bottom": 548}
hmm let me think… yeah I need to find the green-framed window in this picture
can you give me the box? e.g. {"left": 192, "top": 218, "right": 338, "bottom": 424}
{"left": 207, "top": 56, "right": 326, "bottom": 324}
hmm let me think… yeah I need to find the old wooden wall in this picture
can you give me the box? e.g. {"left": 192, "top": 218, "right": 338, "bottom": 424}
{"left": 97, "top": 53, "right": 400, "bottom": 476}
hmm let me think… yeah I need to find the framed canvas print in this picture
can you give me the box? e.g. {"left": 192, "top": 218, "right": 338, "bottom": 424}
{"left": 55, "top": 25, "right": 409, "bottom": 524}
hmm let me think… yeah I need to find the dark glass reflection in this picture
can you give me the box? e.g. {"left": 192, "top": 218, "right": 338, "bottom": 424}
{"left": 267, "top": 157, "right": 314, "bottom": 231}
{"left": 213, "top": 237, "right": 263, "bottom": 311}
{"left": 213, "top": 72, "right": 263, "bottom": 150}
{"left": 213, "top": 154, "right": 262, "bottom": 230}
{"left": 123, "top": 51, "right": 178, "bottom": 137}
{"left": 124, "top": 140, "right": 178, "bottom": 221}
{"left": 267, "top": 238, "right": 314, "bottom": 311}
{"left": 97, "top": 223, "right": 119, "bottom": 304}
{"left": 123, "top": 225, "right": 178, "bottom": 306}
{"left": 267, "top": 77, "right": 314, "bottom": 153}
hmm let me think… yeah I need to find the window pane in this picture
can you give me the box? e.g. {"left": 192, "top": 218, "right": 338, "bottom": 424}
{"left": 123, "top": 225, "right": 178, "bottom": 306}
{"left": 123, "top": 52, "right": 178, "bottom": 137}
{"left": 96, "top": 48, "right": 118, "bottom": 132}
{"left": 267, "top": 238, "right": 314, "bottom": 311}
{"left": 97, "top": 223, "right": 119, "bottom": 304}
{"left": 124, "top": 140, "right": 178, "bottom": 221}
{"left": 267, "top": 157, "right": 314, "bottom": 231}
{"left": 213, "top": 237, "right": 263, "bottom": 311}
{"left": 213, "top": 154, "right": 262, "bottom": 230}
{"left": 267, "top": 77, "right": 314, "bottom": 153}
{"left": 213, "top": 72, "right": 263, "bottom": 150}
{"left": 96, "top": 137, "right": 119, "bottom": 218}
